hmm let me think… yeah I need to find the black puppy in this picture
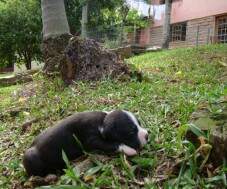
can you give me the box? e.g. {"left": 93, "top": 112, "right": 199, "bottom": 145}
{"left": 23, "top": 110, "right": 148, "bottom": 176}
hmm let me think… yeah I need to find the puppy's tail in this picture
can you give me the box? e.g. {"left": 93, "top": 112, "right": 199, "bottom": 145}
{"left": 23, "top": 146, "right": 45, "bottom": 176}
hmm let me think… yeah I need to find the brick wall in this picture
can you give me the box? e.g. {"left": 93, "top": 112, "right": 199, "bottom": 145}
{"left": 149, "top": 15, "right": 216, "bottom": 48}
{"left": 150, "top": 26, "right": 163, "bottom": 46}
{"left": 186, "top": 16, "right": 215, "bottom": 47}
{"left": 0, "top": 65, "right": 14, "bottom": 73}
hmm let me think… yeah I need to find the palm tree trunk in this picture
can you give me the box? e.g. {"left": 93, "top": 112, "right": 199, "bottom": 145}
{"left": 41, "top": 0, "right": 70, "bottom": 39}
{"left": 162, "top": 0, "right": 172, "bottom": 49}
{"left": 41, "top": 0, "right": 72, "bottom": 73}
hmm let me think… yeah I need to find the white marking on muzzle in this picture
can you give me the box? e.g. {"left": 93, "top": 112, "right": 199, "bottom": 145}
{"left": 118, "top": 144, "right": 137, "bottom": 156}
{"left": 123, "top": 110, "right": 148, "bottom": 147}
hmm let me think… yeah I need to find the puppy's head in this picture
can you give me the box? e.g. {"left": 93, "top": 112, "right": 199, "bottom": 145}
{"left": 101, "top": 110, "right": 148, "bottom": 151}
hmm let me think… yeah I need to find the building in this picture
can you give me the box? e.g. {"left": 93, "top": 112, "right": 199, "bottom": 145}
{"left": 0, "top": 63, "right": 14, "bottom": 73}
{"left": 139, "top": 0, "right": 227, "bottom": 48}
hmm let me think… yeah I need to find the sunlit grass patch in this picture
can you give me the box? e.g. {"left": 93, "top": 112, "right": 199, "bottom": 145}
{"left": 0, "top": 85, "right": 20, "bottom": 111}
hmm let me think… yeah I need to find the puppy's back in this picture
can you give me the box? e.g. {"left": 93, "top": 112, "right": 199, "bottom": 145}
{"left": 23, "top": 111, "right": 106, "bottom": 176}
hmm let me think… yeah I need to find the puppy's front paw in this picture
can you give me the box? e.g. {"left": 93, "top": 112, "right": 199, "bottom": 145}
{"left": 118, "top": 144, "right": 137, "bottom": 156}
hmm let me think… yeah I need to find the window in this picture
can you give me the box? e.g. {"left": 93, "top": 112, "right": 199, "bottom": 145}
{"left": 217, "top": 16, "right": 227, "bottom": 43}
{"left": 170, "top": 22, "right": 187, "bottom": 42}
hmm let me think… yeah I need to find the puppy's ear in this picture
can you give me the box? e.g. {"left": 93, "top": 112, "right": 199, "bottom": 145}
{"left": 101, "top": 122, "right": 114, "bottom": 139}
{"left": 101, "top": 110, "right": 125, "bottom": 140}
{"left": 101, "top": 116, "right": 117, "bottom": 140}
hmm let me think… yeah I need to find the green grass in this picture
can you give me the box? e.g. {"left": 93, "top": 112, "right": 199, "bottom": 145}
{"left": 0, "top": 44, "right": 227, "bottom": 188}
{"left": 0, "top": 85, "right": 20, "bottom": 111}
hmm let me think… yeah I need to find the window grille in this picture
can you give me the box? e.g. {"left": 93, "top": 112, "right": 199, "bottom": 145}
{"left": 217, "top": 16, "right": 227, "bottom": 43}
{"left": 170, "top": 22, "right": 187, "bottom": 42}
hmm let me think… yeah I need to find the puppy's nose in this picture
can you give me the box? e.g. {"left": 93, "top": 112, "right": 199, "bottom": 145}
{"left": 145, "top": 133, "right": 149, "bottom": 141}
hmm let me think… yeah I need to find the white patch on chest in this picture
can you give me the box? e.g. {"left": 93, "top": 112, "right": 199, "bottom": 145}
{"left": 103, "top": 110, "right": 114, "bottom": 114}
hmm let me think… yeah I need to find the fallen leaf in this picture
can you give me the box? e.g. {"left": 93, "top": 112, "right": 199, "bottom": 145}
{"left": 218, "top": 61, "right": 227, "bottom": 67}
{"left": 207, "top": 167, "right": 213, "bottom": 178}
{"left": 175, "top": 71, "right": 183, "bottom": 76}
{"left": 83, "top": 175, "right": 95, "bottom": 182}
{"left": 23, "top": 111, "right": 30, "bottom": 116}
{"left": 18, "top": 97, "right": 27, "bottom": 103}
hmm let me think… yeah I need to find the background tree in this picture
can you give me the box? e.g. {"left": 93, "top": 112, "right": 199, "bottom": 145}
{"left": 88, "top": 0, "right": 123, "bottom": 26}
{"left": 64, "top": 0, "right": 81, "bottom": 35}
{"left": 0, "top": 0, "right": 42, "bottom": 69}
{"left": 162, "top": 0, "right": 172, "bottom": 49}
{"left": 84, "top": 0, "right": 149, "bottom": 46}
{"left": 64, "top": 0, "right": 126, "bottom": 36}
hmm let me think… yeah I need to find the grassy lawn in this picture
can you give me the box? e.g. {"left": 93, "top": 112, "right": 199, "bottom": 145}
{"left": 0, "top": 85, "right": 20, "bottom": 111}
{"left": 0, "top": 44, "right": 226, "bottom": 188}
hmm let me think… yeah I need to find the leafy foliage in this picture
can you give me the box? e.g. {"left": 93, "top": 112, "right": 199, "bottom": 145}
{"left": 65, "top": 0, "right": 149, "bottom": 34}
{"left": 126, "top": 9, "right": 149, "bottom": 28}
{"left": 0, "top": 0, "right": 42, "bottom": 69}
{"left": 64, "top": 0, "right": 83, "bottom": 35}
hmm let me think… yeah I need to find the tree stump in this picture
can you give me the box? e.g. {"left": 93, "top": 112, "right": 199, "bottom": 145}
{"left": 42, "top": 34, "right": 72, "bottom": 73}
{"left": 60, "top": 36, "right": 130, "bottom": 83}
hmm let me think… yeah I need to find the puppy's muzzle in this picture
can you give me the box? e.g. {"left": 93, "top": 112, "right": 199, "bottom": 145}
{"left": 138, "top": 128, "right": 149, "bottom": 148}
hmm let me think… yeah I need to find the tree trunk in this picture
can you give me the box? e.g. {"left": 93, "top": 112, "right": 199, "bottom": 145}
{"left": 41, "top": 0, "right": 70, "bottom": 39}
{"left": 23, "top": 51, "right": 32, "bottom": 70}
{"left": 148, "top": 0, "right": 152, "bottom": 19}
{"left": 81, "top": 1, "right": 88, "bottom": 38}
{"left": 162, "top": 0, "right": 172, "bottom": 49}
{"left": 41, "top": 0, "right": 72, "bottom": 73}
{"left": 25, "top": 58, "right": 32, "bottom": 70}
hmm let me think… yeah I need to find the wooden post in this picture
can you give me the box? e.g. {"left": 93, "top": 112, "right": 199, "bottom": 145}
{"left": 207, "top": 27, "right": 211, "bottom": 44}
{"left": 81, "top": 2, "right": 88, "bottom": 38}
{"left": 133, "top": 24, "right": 137, "bottom": 45}
{"left": 196, "top": 25, "right": 200, "bottom": 47}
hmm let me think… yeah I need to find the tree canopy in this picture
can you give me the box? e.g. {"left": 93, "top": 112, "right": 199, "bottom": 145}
{"left": 0, "top": 0, "right": 42, "bottom": 69}
{"left": 65, "top": 0, "right": 148, "bottom": 35}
